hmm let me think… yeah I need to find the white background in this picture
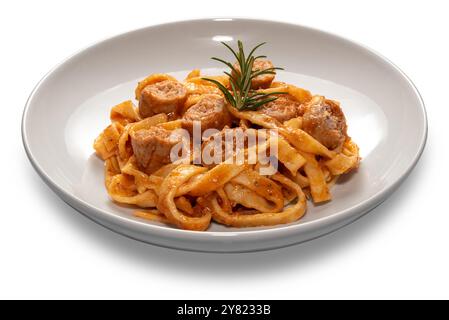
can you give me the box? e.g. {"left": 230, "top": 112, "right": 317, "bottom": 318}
{"left": 1, "top": 0, "right": 448, "bottom": 299}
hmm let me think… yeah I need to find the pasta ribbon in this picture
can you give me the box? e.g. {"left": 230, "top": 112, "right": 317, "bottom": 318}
{"left": 157, "top": 165, "right": 211, "bottom": 231}
{"left": 210, "top": 173, "right": 306, "bottom": 227}
{"left": 110, "top": 100, "right": 141, "bottom": 125}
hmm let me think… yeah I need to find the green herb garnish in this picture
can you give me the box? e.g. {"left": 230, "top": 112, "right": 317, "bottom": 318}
{"left": 203, "top": 40, "right": 285, "bottom": 111}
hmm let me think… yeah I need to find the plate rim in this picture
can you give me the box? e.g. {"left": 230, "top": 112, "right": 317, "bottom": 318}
{"left": 21, "top": 17, "right": 428, "bottom": 244}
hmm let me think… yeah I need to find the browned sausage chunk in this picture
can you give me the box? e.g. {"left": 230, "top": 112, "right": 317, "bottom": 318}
{"left": 139, "top": 80, "right": 187, "bottom": 118}
{"left": 182, "top": 94, "right": 232, "bottom": 133}
{"left": 131, "top": 126, "right": 181, "bottom": 174}
{"left": 302, "top": 96, "right": 348, "bottom": 150}
{"left": 258, "top": 94, "right": 303, "bottom": 123}
{"left": 232, "top": 59, "right": 275, "bottom": 89}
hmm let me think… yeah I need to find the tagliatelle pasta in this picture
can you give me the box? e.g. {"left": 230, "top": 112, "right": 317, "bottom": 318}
{"left": 93, "top": 43, "right": 360, "bottom": 231}
{"left": 210, "top": 173, "right": 307, "bottom": 227}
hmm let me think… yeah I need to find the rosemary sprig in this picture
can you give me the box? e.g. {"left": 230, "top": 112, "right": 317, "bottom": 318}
{"left": 203, "top": 40, "right": 286, "bottom": 111}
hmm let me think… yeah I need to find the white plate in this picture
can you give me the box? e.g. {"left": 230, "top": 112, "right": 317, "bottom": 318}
{"left": 22, "top": 18, "right": 427, "bottom": 252}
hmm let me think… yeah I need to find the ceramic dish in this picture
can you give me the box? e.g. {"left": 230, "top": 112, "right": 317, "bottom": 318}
{"left": 22, "top": 18, "right": 427, "bottom": 252}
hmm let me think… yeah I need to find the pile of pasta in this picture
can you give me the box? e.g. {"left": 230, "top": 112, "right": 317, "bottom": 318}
{"left": 93, "top": 71, "right": 360, "bottom": 231}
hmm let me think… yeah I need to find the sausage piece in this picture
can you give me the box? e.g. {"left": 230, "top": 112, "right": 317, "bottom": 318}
{"left": 182, "top": 94, "right": 232, "bottom": 133}
{"left": 302, "top": 96, "right": 348, "bottom": 150}
{"left": 257, "top": 94, "right": 303, "bottom": 123}
{"left": 232, "top": 58, "right": 275, "bottom": 89}
{"left": 131, "top": 126, "right": 181, "bottom": 174}
{"left": 139, "top": 80, "right": 187, "bottom": 118}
